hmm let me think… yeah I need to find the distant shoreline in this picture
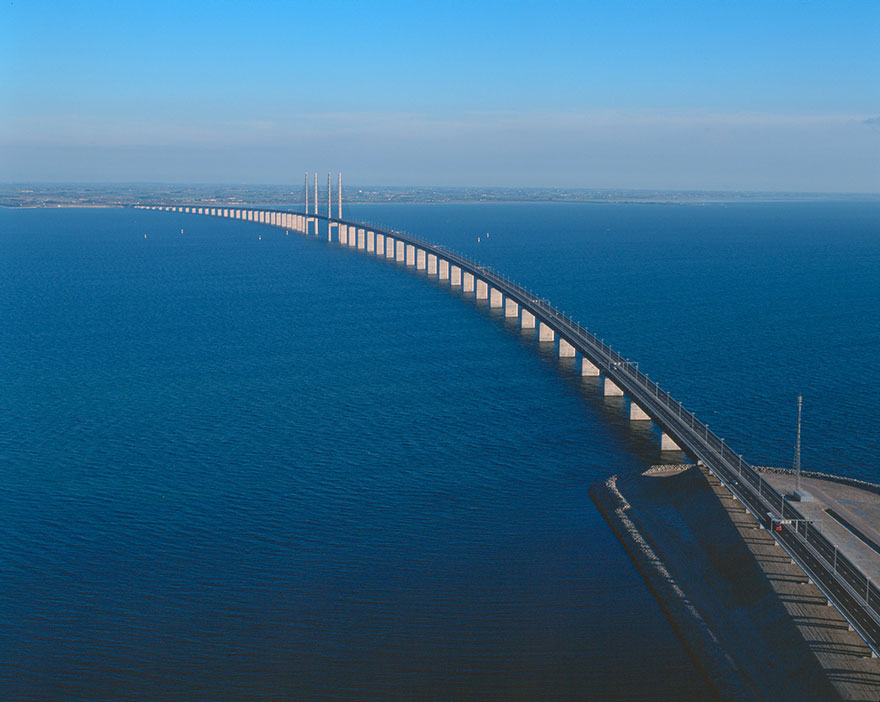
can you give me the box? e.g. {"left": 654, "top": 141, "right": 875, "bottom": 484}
{"left": 2, "top": 184, "right": 878, "bottom": 209}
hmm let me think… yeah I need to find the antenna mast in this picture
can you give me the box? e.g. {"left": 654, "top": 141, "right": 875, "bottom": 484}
{"left": 794, "top": 394, "right": 803, "bottom": 492}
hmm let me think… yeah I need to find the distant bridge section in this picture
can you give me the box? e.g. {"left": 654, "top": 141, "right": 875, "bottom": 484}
{"left": 137, "top": 202, "right": 880, "bottom": 658}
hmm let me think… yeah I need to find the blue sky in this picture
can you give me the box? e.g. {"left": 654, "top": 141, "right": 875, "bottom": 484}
{"left": 1, "top": 0, "right": 878, "bottom": 191}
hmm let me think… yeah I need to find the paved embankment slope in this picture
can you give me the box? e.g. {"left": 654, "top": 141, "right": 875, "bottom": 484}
{"left": 591, "top": 465, "right": 880, "bottom": 701}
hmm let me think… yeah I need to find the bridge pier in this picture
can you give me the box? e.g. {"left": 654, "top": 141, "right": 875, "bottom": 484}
{"left": 386, "top": 238, "right": 396, "bottom": 259}
{"left": 367, "top": 231, "right": 375, "bottom": 252}
{"left": 521, "top": 309, "right": 536, "bottom": 329}
{"left": 539, "top": 321, "right": 555, "bottom": 342}
{"left": 396, "top": 240, "right": 405, "bottom": 262}
{"left": 462, "top": 272, "right": 475, "bottom": 293}
{"left": 559, "top": 338, "right": 576, "bottom": 357}
{"left": 357, "top": 228, "right": 366, "bottom": 250}
{"left": 581, "top": 357, "right": 600, "bottom": 376}
{"left": 661, "top": 432, "right": 683, "bottom": 451}
{"left": 450, "top": 265, "right": 462, "bottom": 286}
{"left": 476, "top": 279, "right": 488, "bottom": 300}
{"left": 604, "top": 378, "right": 624, "bottom": 396}
{"left": 376, "top": 233, "right": 385, "bottom": 256}
{"left": 406, "top": 244, "right": 415, "bottom": 266}
{"left": 490, "top": 288, "right": 503, "bottom": 308}
{"left": 439, "top": 259, "right": 449, "bottom": 280}
{"left": 427, "top": 254, "right": 438, "bottom": 275}
{"left": 630, "top": 402, "right": 651, "bottom": 421}
{"left": 339, "top": 224, "right": 348, "bottom": 245}
{"left": 416, "top": 248, "right": 426, "bottom": 270}
{"left": 505, "top": 298, "right": 519, "bottom": 318}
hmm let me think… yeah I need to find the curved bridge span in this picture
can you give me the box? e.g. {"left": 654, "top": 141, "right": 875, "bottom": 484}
{"left": 138, "top": 202, "right": 880, "bottom": 656}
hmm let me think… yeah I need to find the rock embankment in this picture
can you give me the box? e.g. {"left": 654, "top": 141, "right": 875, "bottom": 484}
{"left": 592, "top": 465, "right": 879, "bottom": 701}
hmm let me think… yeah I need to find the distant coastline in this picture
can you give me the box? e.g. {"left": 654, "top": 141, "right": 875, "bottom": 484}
{"left": 2, "top": 183, "right": 878, "bottom": 209}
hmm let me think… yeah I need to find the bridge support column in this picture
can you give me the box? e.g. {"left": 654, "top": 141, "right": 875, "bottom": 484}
{"left": 604, "top": 378, "right": 623, "bottom": 396}
{"left": 450, "top": 265, "right": 462, "bottom": 286}
{"left": 328, "top": 222, "right": 333, "bottom": 242}
{"left": 427, "top": 254, "right": 438, "bottom": 275}
{"left": 387, "top": 238, "right": 396, "bottom": 259}
{"left": 559, "top": 338, "right": 575, "bottom": 357}
{"left": 376, "top": 234, "right": 385, "bottom": 256}
{"left": 505, "top": 298, "right": 519, "bottom": 318}
{"left": 476, "top": 279, "right": 488, "bottom": 299}
{"left": 348, "top": 226, "right": 357, "bottom": 247}
{"left": 462, "top": 272, "right": 474, "bottom": 293}
{"left": 661, "top": 433, "right": 683, "bottom": 451}
{"left": 405, "top": 244, "right": 415, "bottom": 265}
{"left": 357, "top": 229, "right": 366, "bottom": 250}
{"left": 439, "top": 259, "right": 449, "bottom": 280}
{"left": 539, "top": 322, "right": 555, "bottom": 342}
{"left": 489, "top": 288, "right": 502, "bottom": 307}
{"left": 366, "top": 231, "right": 375, "bottom": 252}
{"left": 630, "top": 403, "right": 651, "bottom": 421}
{"left": 396, "top": 240, "right": 405, "bottom": 262}
{"left": 521, "top": 309, "right": 536, "bottom": 329}
{"left": 339, "top": 224, "right": 348, "bottom": 245}
{"left": 416, "top": 249, "right": 426, "bottom": 270}
{"left": 581, "top": 358, "right": 600, "bottom": 376}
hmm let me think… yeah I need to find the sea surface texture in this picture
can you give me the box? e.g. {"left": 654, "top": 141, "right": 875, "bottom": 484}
{"left": 0, "top": 201, "right": 877, "bottom": 700}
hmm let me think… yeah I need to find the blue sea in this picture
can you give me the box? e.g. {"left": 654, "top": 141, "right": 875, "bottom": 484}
{"left": 1, "top": 201, "right": 877, "bottom": 700}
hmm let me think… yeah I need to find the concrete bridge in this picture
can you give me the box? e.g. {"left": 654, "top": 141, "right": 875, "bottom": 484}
{"left": 137, "top": 202, "right": 880, "bottom": 657}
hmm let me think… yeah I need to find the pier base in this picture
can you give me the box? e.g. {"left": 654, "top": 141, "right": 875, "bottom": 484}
{"left": 505, "top": 298, "right": 519, "bottom": 318}
{"left": 476, "top": 279, "right": 488, "bottom": 300}
{"left": 559, "top": 338, "right": 576, "bottom": 357}
{"left": 630, "top": 403, "right": 651, "bottom": 421}
{"left": 661, "top": 432, "right": 683, "bottom": 451}
{"left": 490, "top": 288, "right": 503, "bottom": 308}
{"left": 439, "top": 259, "right": 449, "bottom": 280}
{"left": 539, "top": 322, "right": 555, "bottom": 342}
{"left": 463, "top": 272, "right": 474, "bottom": 293}
{"left": 604, "top": 378, "right": 623, "bottom": 396}
{"left": 416, "top": 249, "right": 426, "bottom": 270}
{"left": 521, "top": 310, "right": 536, "bottom": 329}
{"left": 451, "top": 265, "right": 461, "bottom": 286}
{"left": 427, "top": 254, "right": 438, "bottom": 275}
{"left": 581, "top": 358, "right": 600, "bottom": 376}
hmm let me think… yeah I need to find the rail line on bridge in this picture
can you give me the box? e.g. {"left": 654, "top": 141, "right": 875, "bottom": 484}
{"left": 138, "top": 202, "right": 880, "bottom": 658}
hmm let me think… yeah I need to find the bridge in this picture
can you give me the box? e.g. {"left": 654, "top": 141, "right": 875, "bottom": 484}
{"left": 136, "top": 201, "right": 880, "bottom": 658}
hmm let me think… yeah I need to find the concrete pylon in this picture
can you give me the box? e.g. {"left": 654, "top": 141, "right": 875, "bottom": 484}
{"left": 406, "top": 244, "right": 415, "bottom": 265}
{"left": 489, "top": 288, "right": 502, "bottom": 308}
{"left": 396, "top": 240, "right": 405, "bottom": 262}
{"left": 630, "top": 403, "right": 651, "bottom": 421}
{"left": 416, "top": 249, "right": 426, "bottom": 270}
{"left": 462, "top": 272, "right": 475, "bottom": 293}
{"left": 661, "top": 433, "right": 683, "bottom": 451}
{"left": 376, "top": 234, "right": 385, "bottom": 256}
{"left": 427, "top": 254, "right": 438, "bottom": 275}
{"left": 559, "top": 338, "right": 576, "bottom": 357}
{"left": 450, "top": 265, "right": 462, "bottom": 286}
{"left": 521, "top": 309, "right": 536, "bottom": 329}
{"left": 604, "top": 378, "right": 623, "bottom": 396}
{"left": 439, "top": 259, "right": 450, "bottom": 280}
{"left": 505, "top": 298, "right": 519, "bottom": 318}
{"left": 539, "top": 322, "right": 555, "bottom": 342}
{"left": 581, "top": 358, "right": 600, "bottom": 376}
{"left": 476, "top": 279, "right": 488, "bottom": 299}
{"left": 386, "top": 238, "right": 396, "bottom": 259}
{"left": 367, "top": 231, "right": 375, "bottom": 252}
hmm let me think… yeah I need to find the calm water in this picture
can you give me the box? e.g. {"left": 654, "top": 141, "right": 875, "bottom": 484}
{"left": 0, "top": 201, "right": 877, "bottom": 700}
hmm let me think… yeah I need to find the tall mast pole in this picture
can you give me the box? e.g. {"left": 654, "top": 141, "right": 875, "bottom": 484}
{"left": 313, "top": 173, "right": 318, "bottom": 218}
{"left": 305, "top": 172, "right": 309, "bottom": 214}
{"left": 338, "top": 172, "right": 342, "bottom": 219}
{"left": 328, "top": 172, "right": 332, "bottom": 218}
{"left": 794, "top": 394, "right": 803, "bottom": 493}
